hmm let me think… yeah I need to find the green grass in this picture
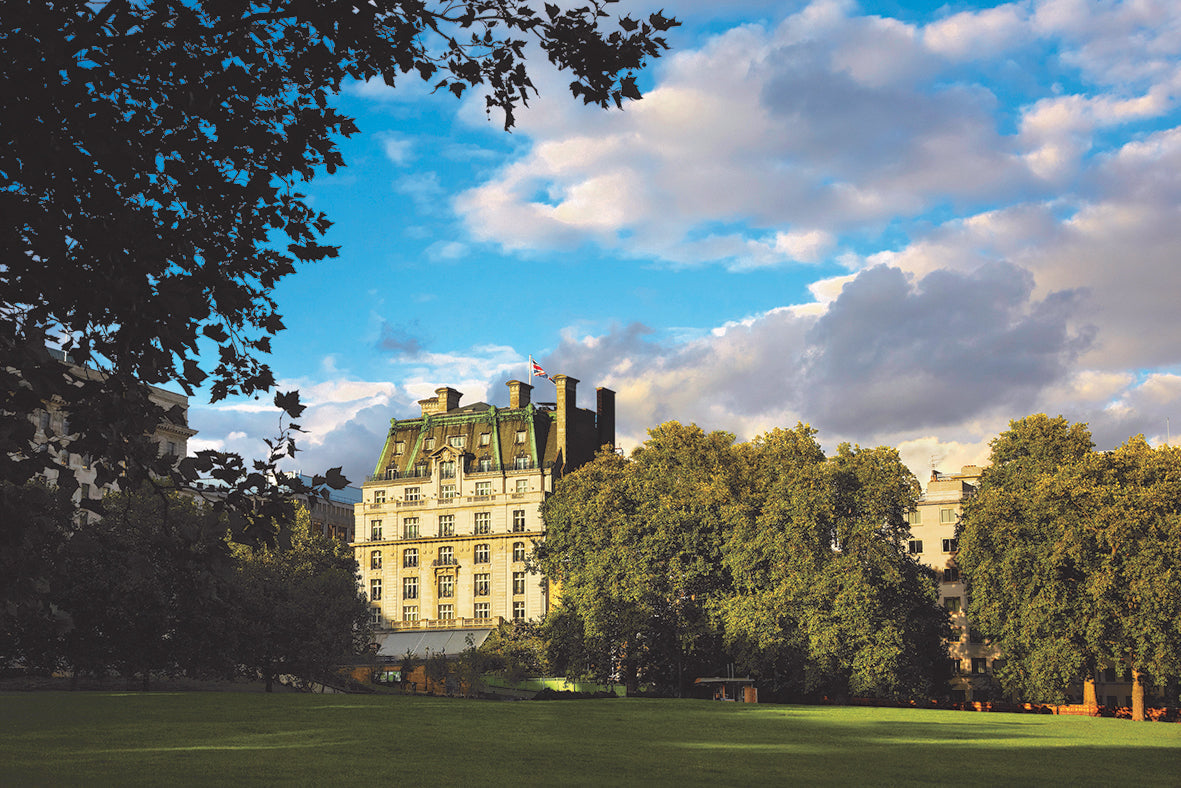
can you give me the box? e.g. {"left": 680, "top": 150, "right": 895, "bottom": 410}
{"left": 2, "top": 693, "right": 1179, "bottom": 786}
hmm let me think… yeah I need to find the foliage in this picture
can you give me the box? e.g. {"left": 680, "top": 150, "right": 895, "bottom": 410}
{"left": 0, "top": 485, "right": 369, "bottom": 689}
{"left": 1, "top": 0, "right": 676, "bottom": 536}
{"left": 398, "top": 648, "right": 421, "bottom": 692}
{"left": 229, "top": 503, "right": 372, "bottom": 691}
{"left": 959, "top": 415, "right": 1181, "bottom": 706}
{"left": 724, "top": 429, "right": 948, "bottom": 700}
{"left": 479, "top": 619, "right": 550, "bottom": 682}
{"left": 423, "top": 648, "right": 451, "bottom": 695}
{"left": 538, "top": 422, "right": 743, "bottom": 692}
{"left": 539, "top": 421, "right": 948, "bottom": 699}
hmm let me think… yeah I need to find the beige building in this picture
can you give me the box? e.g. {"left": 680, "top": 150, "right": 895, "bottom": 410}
{"left": 354, "top": 375, "right": 614, "bottom": 656}
{"left": 29, "top": 348, "right": 197, "bottom": 502}
{"left": 909, "top": 465, "right": 1001, "bottom": 701}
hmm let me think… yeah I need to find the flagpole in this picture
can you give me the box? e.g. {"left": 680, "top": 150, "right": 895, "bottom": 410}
{"left": 528, "top": 355, "right": 533, "bottom": 385}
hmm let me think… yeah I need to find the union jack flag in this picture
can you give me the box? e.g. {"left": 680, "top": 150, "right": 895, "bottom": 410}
{"left": 529, "top": 356, "right": 550, "bottom": 380}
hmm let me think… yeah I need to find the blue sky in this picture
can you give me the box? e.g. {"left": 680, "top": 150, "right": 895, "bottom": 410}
{"left": 190, "top": 0, "right": 1181, "bottom": 487}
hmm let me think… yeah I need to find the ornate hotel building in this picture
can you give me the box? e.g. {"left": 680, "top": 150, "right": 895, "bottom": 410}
{"left": 354, "top": 375, "right": 614, "bottom": 656}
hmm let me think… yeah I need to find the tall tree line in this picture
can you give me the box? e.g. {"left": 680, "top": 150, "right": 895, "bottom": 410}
{"left": 0, "top": 483, "right": 370, "bottom": 690}
{"left": 957, "top": 415, "right": 1181, "bottom": 718}
{"left": 535, "top": 422, "right": 951, "bottom": 700}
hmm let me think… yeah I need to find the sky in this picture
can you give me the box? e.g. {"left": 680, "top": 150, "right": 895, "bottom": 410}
{"left": 188, "top": 0, "right": 1181, "bottom": 490}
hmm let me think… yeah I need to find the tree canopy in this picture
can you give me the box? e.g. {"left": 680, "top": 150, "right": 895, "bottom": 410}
{"left": 537, "top": 421, "right": 949, "bottom": 699}
{"left": 958, "top": 415, "right": 1181, "bottom": 713}
{"left": 1, "top": 0, "right": 677, "bottom": 532}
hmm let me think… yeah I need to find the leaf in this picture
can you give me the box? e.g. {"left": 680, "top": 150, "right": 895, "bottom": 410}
{"left": 274, "top": 390, "right": 306, "bottom": 419}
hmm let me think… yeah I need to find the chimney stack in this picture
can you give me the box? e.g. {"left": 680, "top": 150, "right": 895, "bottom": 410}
{"left": 596, "top": 387, "right": 615, "bottom": 451}
{"left": 552, "top": 374, "right": 578, "bottom": 470}
{"left": 420, "top": 387, "right": 462, "bottom": 416}
{"left": 506, "top": 380, "right": 533, "bottom": 409}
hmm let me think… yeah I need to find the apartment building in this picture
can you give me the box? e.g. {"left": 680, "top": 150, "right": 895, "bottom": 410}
{"left": 908, "top": 465, "right": 1001, "bottom": 701}
{"left": 354, "top": 375, "right": 614, "bottom": 656}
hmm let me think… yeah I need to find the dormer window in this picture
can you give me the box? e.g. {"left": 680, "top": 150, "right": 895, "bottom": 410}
{"left": 515, "top": 430, "right": 527, "bottom": 444}
{"left": 425, "top": 437, "right": 435, "bottom": 450}
{"left": 394, "top": 441, "right": 405, "bottom": 454}
{"left": 479, "top": 433, "right": 491, "bottom": 446}
{"left": 449, "top": 435, "right": 465, "bottom": 448}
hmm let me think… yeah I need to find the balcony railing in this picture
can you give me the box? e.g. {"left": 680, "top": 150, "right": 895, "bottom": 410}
{"left": 385, "top": 616, "right": 505, "bottom": 632}
{"left": 367, "top": 468, "right": 431, "bottom": 482}
{"left": 432, "top": 557, "right": 459, "bottom": 567}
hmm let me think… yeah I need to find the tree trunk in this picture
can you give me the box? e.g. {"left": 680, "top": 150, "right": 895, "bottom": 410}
{"left": 1083, "top": 677, "right": 1098, "bottom": 714}
{"left": 265, "top": 672, "right": 274, "bottom": 693}
{"left": 1132, "top": 670, "right": 1146, "bottom": 722}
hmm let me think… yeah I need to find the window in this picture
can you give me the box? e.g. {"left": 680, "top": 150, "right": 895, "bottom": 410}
{"left": 512, "top": 601, "right": 525, "bottom": 620}
{"left": 474, "top": 573, "right": 490, "bottom": 596}
{"left": 165, "top": 441, "right": 179, "bottom": 458}
{"left": 405, "top": 487, "right": 420, "bottom": 502}
{"left": 907, "top": 539, "right": 922, "bottom": 555}
{"left": 374, "top": 489, "right": 386, "bottom": 504}
{"left": 474, "top": 512, "right": 491, "bottom": 535}
{"left": 515, "top": 430, "right": 527, "bottom": 444}
{"left": 906, "top": 510, "right": 921, "bottom": 525}
{"left": 449, "top": 435, "right": 465, "bottom": 448}
{"left": 438, "top": 575, "right": 454, "bottom": 598}
{"left": 514, "top": 455, "right": 531, "bottom": 469}
{"left": 474, "top": 543, "right": 490, "bottom": 563}
{"left": 474, "top": 602, "right": 490, "bottom": 619}
{"left": 516, "top": 479, "right": 529, "bottom": 493}
{"left": 370, "top": 520, "right": 383, "bottom": 541}
{"left": 403, "top": 606, "right": 418, "bottom": 622}
{"left": 414, "top": 463, "right": 429, "bottom": 477}
{"left": 475, "top": 481, "right": 492, "bottom": 497}
{"left": 942, "top": 538, "right": 959, "bottom": 553}
{"left": 479, "top": 433, "right": 491, "bottom": 446}
{"left": 438, "top": 514, "right": 455, "bottom": 537}
{"left": 440, "top": 460, "right": 456, "bottom": 479}
{"left": 513, "top": 571, "right": 526, "bottom": 595}
{"left": 972, "top": 658, "right": 988, "bottom": 675}
{"left": 512, "top": 510, "right": 526, "bottom": 532}
{"left": 477, "top": 458, "right": 492, "bottom": 472}
{"left": 438, "top": 604, "right": 455, "bottom": 620}
{"left": 425, "top": 437, "right": 435, "bottom": 450}
{"left": 944, "top": 596, "right": 962, "bottom": 613}
{"left": 948, "top": 659, "right": 963, "bottom": 675}
{"left": 370, "top": 550, "right": 382, "bottom": 570}
{"left": 370, "top": 579, "right": 382, "bottom": 601}
{"left": 403, "top": 577, "right": 418, "bottom": 600}
{"left": 940, "top": 508, "right": 956, "bottom": 523}
{"left": 394, "top": 441, "right": 405, "bottom": 454}
{"left": 942, "top": 567, "right": 960, "bottom": 583}
{"left": 38, "top": 410, "right": 50, "bottom": 431}
{"left": 403, "top": 518, "right": 419, "bottom": 539}
{"left": 371, "top": 607, "right": 383, "bottom": 626}
{"left": 513, "top": 541, "right": 526, "bottom": 562}
{"left": 440, "top": 484, "right": 456, "bottom": 500}
{"left": 403, "top": 548, "right": 418, "bottom": 568}
{"left": 438, "top": 546, "right": 454, "bottom": 565}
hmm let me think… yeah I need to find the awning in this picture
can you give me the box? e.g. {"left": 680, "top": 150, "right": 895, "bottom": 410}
{"left": 376, "top": 627, "right": 495, "bottom": 659}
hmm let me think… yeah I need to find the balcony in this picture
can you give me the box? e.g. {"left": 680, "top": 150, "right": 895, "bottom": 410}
{"left": 432, "top": 557, "right": 459, "bottom": 567}
{"left": 366, "top": 468, "right": 431, "bottom": 482}
{"left": 386, "top": 616, "right": 505, "bottom": 632}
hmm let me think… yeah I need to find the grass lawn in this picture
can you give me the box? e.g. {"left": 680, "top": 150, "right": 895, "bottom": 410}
{"left": 2, "top": 693, "right": 1178, "bottom": 786}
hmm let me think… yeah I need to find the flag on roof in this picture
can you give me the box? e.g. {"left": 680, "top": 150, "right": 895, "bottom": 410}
{"left": 529, "top": 356, "right": 550, "bottom": 380}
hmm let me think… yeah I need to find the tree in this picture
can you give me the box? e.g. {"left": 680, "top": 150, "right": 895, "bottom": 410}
{"left": 423, "top": 648, "right": 451, "bottom": 695}
{"left": 723, "top": 428, "right": 948, "bottom": 701}
{"left": 398, "top": 648, "right": 421, "bottom": 693}
{"left": 964, "top": 422, "right": 1181, "bottom": 716}
{"left": 229, "top": 503, "right": 371, "bottom": 691}
{"left": 1, "top": 0, "right": 678, "bottom": 532}
{"left": 537, "top": 422, "right": 741, "bottom": 694}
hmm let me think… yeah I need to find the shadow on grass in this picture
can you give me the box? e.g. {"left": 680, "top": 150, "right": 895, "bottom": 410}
{"left": 2, "top": 695, "right": 1178, "bottom": 786}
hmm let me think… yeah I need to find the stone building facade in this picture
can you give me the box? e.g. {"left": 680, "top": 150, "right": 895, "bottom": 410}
{"left": 909, "top": 465, "right": 1001, "bottom": 701}
{"left": 353, "top": 375, "right": 614, "bottom": 655}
